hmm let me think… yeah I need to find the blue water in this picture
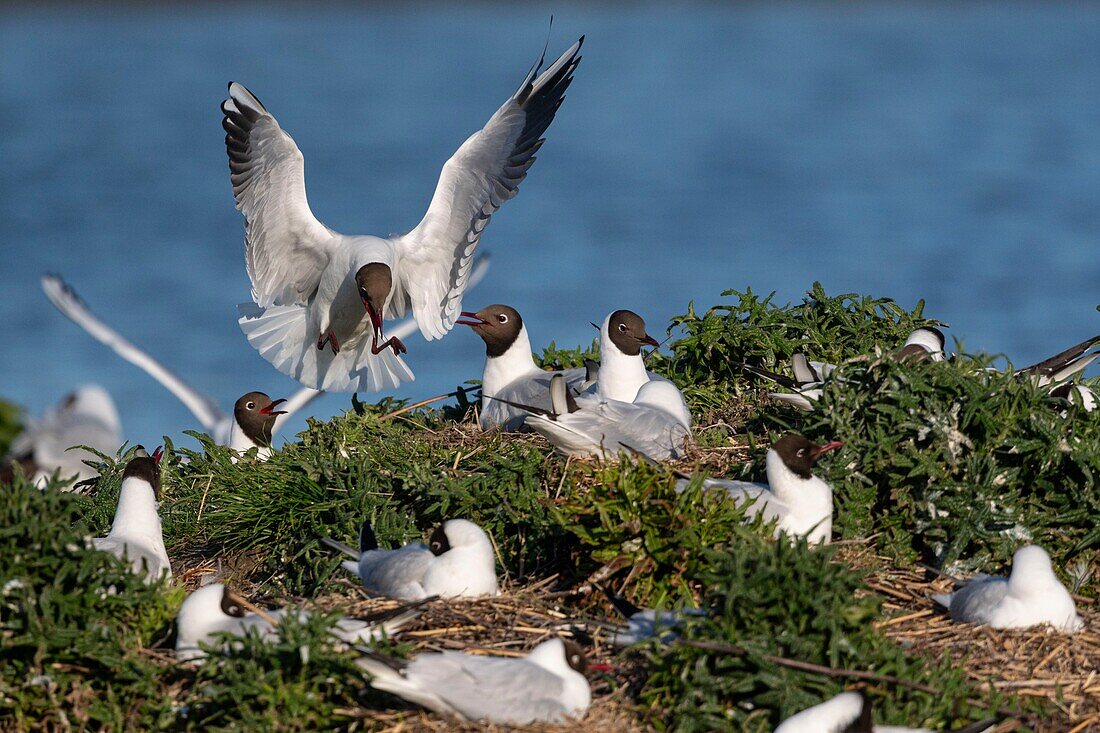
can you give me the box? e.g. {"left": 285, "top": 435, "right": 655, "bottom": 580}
{"left": 2, "top": 4, "right": 1100, "bottom": 445}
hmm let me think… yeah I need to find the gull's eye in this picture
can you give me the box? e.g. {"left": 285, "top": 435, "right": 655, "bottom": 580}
{"left": 617, "top": 323, "right": 627, "bottom": 332}
{"left": 246, "top": 401, "right": 255, "bottom": 410}
{"left": 796, "top": 448, "right": 806, "bottom": 457}
{"left": 431, "top": 541, "right": 442, "bottom": 552}
{"left": 498, "top": 314, "right": 508, "bottom": 323}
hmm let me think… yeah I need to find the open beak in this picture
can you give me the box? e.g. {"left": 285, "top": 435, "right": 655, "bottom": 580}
{"left": 457, "top": 310, "right": 487, "bottom": 327}
{"left": 365, "top": 301, "right": 384, "bottom": 335}
{"left": 642, "top": 333, "right": 660, "bottom": 348}
{"left": 260, "top": 398, "right": 288, "bottom": 416}
{"left": 152, "top": 446, "right": 164, "bottom": 465}
{"left": 811, "top": 440, "right": 844, "bottom": 458}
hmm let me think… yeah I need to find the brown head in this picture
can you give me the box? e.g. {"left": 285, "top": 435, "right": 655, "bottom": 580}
{"left": 233, "top": 392, "right": 287, "bottom": 448}
{"left": 894, "top": 343, "right": 932, "bottom": 363}
{"left": 220, "top": 587, "right": 248, "bottom": 618}
{"left": 122, "top": 445, "right": 164, "bottom": 500}
{"left": 560, "top": 638, "right": 612, "bottom": 674}
{"left": 607, "top": 310, "right": 659, "bottom": 356}
{"left": 457, "top": 304, "right": 524, "bottom": 358}
{"left": 355, "top": 263, "right": 393, "bottom": 336}
{"left": 427, "top": 523, "right": 452, "bottom": 556}
{"left": 772, "top": 434, "right": 843, "bottom": 480}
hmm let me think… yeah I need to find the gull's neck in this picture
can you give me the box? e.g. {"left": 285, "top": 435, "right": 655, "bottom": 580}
{"left": 228, "top": 419, "right": 272, "bottom": 459}
{"left": 108, "top": 477, "right": 166, "bottom": 545}
{"left": 481, "top": 325, "right": 541, "bottom": 398}
{"left": 597, "top": 321, "right": 650, "bottom": 403}
{"left": 764, "top": 449, "right": 832, "bottom": 514}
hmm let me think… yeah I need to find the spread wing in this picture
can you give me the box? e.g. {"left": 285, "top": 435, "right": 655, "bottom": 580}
{"left": 222, "top": 82, "right": 336, "bottom": 307}
{"left": 395, "top": 37, "right": 583, "bottom": 340}
{"left": 42, "top": 275, "right": 226, "bottom": 433}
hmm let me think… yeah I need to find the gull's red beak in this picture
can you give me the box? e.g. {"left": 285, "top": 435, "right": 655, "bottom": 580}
{"left": 260, "top": 398, "right": 288, "bottom": 416}
{"left": 589, "top": 662, "right": 614, "bottom": 673}
{"left": 642, "top": 333, "right": 660, "bottom": 348}
{"left": 366, "top": 302, "right": 385, "bottom": 335}
{"left": 457, "top": 310, "right": 487, "bottom": 327}
{"left": 152, "top": 446, "right": 164, "bottom": 465}
{"left": 811, "top": 440, "right": 844, "bottom": 458}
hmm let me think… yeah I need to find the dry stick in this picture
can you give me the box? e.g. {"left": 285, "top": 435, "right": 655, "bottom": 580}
{"left": 228, "top": 592, "right": 280, "bottom": 626}
{"left": 676, "top": 639, "right": 1021, "bottom": 718}
{"left": 378, "top": 387, "right": 470, "bottom": 422}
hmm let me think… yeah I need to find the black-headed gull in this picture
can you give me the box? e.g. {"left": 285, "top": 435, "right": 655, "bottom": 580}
{"left": 740, "top": 353, "right": 826, "bottom": 412}
{"left": 677, "top": 434, "right": 842, "bottom": 546}
{"left": 776, "top": 691, "right": 997, "bottom": 733}
{"left": 742, "top": 328, "right": 946, "bottom": 412}
{"left": 356, "top": 636, "right": 607, "bottom": 724}
{"left": 516, "top": 374, "right": 692, "bottom": 461}
{"left": 1016, "top": 333, "right": 1100, "bottom": 385}
{"left": 175, "top": 583, "right": 428, "bottom": 662}
{"left": 600, "top": 585, "right": 702, "bottom": 647}
{"left": 323, "top": 519, "right": 498, "bottom": 600}
{"left": 586, "top": 310, "right": 661, "bottom": 403}
{"left": 457, "top": 304, "right": 589, "bottom": 430}
{"left": 41, "top": 274, "right": 322, "bottom": 445}
{"left": 92, "top": 447, "right": 171, "bottom": 581}
{"left": 1048, "top": 381, "right": 1097, "bottom": 412}
{"left": 227, "top": 392, "right": 287, "bottom": 460}
{"left": 225, "top": 36, "right": 584, "bottom": 393}
{"left": 3, "top": 385, "right": 122, "bottom": 488}
{"left": 931, "top": 545, "right": 1084, "bottom": 633}
{"left": 898, "top": 326, "right": 948, "bottom": 362}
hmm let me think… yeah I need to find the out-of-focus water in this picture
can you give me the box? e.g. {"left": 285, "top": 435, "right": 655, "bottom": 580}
{"left": 2, "top": 3, "right": 1099, "bottom": 445}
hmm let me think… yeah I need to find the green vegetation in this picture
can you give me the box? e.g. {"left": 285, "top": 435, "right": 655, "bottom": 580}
{"left": 0, "top": 399, "right": 22, "bottom": 457}
{"left": 640, "top": 539, "right": 1013, "bottom": 732}
{"left": 3, "top": 284, "right": 1094, "bottom": 731}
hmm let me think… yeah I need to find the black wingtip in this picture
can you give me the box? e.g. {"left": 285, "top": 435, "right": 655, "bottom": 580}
{"left": 353, "top": 646, "right": 408, "bottom": 674}
{"left": 359, "top": 521, "right": 379, "bottom": 553}
{"left": 598, "top": 584, "right": 643, "bottom": 619}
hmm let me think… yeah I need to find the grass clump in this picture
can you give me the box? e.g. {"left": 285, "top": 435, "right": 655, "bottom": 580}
{"left": 0, "top": 477, "right": 182, "bottom": 730}
{"left": 164, "top": 403, "right": 571, "bottom": 594}
{"left": 180, "top": 613, "right": 372, "bottom": 731}
{"left": 663, "top": 283, "right": 942, "bottom": 407}
{"left": 561, "top": 459, "right": 761, "bottom": 606}
{"left": 780, "top": 355, "right": 1100, "bottom": 587}
{"left": 640, "top": 538, "right": 1011, "bottom": 732}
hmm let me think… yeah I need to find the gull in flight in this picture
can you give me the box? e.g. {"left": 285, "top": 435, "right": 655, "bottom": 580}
{"left": 225, "top": 36, "right": 583, "bottom": 392}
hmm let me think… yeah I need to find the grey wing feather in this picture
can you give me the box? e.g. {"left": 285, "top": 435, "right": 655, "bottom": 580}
{"left": 359, "top": 545, "right": 434, "bottom": 599}
{"left": 395, "top": 38, "right": 583, "bottom": 340}
{"left": 222, "top": 82, "right": 335, "bottom": 308}
{"left": 409, "top": 654, "right": 570, "bottom": 724}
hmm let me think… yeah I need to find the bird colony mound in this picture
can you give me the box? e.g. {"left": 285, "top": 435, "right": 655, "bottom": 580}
{"left": 3, "top": 285, "right": 1098, "bottom": 732}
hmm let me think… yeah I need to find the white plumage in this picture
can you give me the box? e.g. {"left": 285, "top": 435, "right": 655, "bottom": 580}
{"left": 7, "top": 385, "right": 122, "bottom": 488}
{"left": 224, "top": 37, "right": 583, "bottom": 392}
{"left": 932, "top": 545, "right": 1084, "bottom": 633}
{"left": 330, "top": 519, "right": 499, "bottom": 601}
{"left": 92, "top": 450, "right": 170, "bottom": 581}
{"left": 356, "top": 637, "right": 593, "bottom": 724}
{"left": 175, "top": 583, "right": 424, "bottom": 662}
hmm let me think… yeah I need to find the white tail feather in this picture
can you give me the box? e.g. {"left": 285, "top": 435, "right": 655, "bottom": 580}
{"left": 238, "top": 302, "right": 415, "bottom": 393}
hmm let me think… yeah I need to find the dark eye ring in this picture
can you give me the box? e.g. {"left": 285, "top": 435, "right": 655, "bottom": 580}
{"left": 246, "top": 402, "right": 255, "bottom": 410}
